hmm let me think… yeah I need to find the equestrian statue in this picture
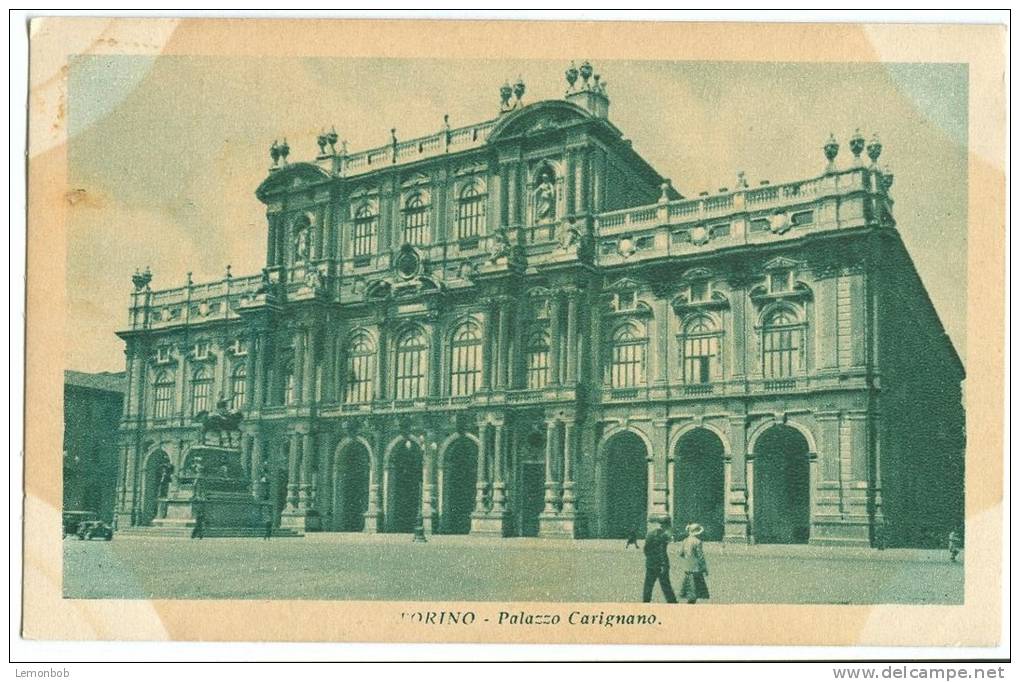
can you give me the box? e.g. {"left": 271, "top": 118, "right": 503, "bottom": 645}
{"left": 193, "top": 395, "right": 243, "bottom": 447}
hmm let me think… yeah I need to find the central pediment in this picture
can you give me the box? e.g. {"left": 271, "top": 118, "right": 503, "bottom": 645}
{"left": 486, "top": 100, "right": 594, "bottom": 142}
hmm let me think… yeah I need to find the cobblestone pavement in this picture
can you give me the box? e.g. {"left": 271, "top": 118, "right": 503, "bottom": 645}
{"left": 63, "top": 533, "right": 964, "bottom": 604}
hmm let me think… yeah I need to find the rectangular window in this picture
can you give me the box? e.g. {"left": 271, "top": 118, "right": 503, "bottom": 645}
{"left": 690, "top": 281, "right": 709, "bottom": 302}
{"left": 763, "top": 328, "right": 799, "bottom": 378}
{"left": 344, "top": 354, "right": 374, "bottom": 404}
{"left": 684, "top": 335, "right": 718, "bottom": 384}
{"left": 352, "top": 215, "right": 377, "bottom": 257}
{"left": 450, "top": 341, "right": 481, "bottom": 396}
{"left": 154, "top": 384, "right": 174, "bottom": 419}
{"left": 231, "top": 372, "right": 246, "bottom": 410}
{"left": 403, "top": 202, "right": 430, "bottom": 246}
{"left": 192, "top": 380, "right": 211, "bottom": 415}
{"left": 396, "top": 348, "right": 428, "bottom": 400}
{"left": 527, "top": 349, "right": 550, "bottom": 390}
{"left": 770, "top": 271, "right": 791, "bottom": 293}
{"left": 611, "top": 341, "right": 644, "bottom": 388}
{"left": 457, "top": 193, "right": 486, "bottom": 240}
{"left": 617, "top": 291, "right": 635, "bottom": 310}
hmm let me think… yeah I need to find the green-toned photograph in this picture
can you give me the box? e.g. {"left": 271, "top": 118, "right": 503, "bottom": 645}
{"left": 62, "top": 53, "right": 967, "bottom": 606}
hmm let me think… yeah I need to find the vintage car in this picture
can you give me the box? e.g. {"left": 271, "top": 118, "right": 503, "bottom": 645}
{"left": 62, "top": 510, "right": 113, "bottom": 540}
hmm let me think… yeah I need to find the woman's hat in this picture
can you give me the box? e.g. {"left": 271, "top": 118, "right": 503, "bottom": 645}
{"left": 686, "top": 523, "right": 704, "bottom": 536}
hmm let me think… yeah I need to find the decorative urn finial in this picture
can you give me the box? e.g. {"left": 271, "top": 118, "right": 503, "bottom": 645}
{"left": 513, "top": 76, "right": 525, "bottom": 103}
{"left": 850, "top": 128, "right": 866, "bottom": 161}
{"left": 499, "top": 80, "right": 513, "bottom": 111}
{"left": 565, "top": 61, "right": 579, "bottom": 91}
{"left": 269, "top": 140, "right": 280, "bottom": 167}
{"left": 880, "top": 165, "right": 894, "bottom": 192}
{"left": 225, "top": 264, "right": 232, "bottom": 280}
{"left": 279, "top": 138, "right": 290, "bottom": 163}
{"left": 316, "top": 130, "right": 328, "bottom": 156}
{"left": 132, "top": 266, "right": 152, "bottom": 291}
{"left": 659, "top": 180, "right": 671, "bottom": 203}
{"left": 823, "top": 133, "right": 839, "bottom": 173}
{"left": 867, "top": 133, "right": 883, "bottom": 167}
{"left": 326, "top": 126, "right": 339, "bottom": 154}
{"left": 579, "top": 60, "right": 593, "bottom": 88}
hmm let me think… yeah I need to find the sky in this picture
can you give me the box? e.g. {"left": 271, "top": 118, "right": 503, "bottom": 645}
{"left": 66, "top": 58, "right": 967, "bottom": 373}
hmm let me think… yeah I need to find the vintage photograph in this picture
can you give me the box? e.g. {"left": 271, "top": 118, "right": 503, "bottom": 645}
{"left": 22, "top": 17, "right": 1005, "bottom": 648}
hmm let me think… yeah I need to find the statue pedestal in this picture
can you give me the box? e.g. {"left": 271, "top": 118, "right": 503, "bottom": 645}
{"left": 149, "top": 445, "right": 273, "bottom": 536}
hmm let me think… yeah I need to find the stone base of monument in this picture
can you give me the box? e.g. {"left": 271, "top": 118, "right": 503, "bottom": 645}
{"left": 137, "top": 445, "right": 303, "bottom": 538}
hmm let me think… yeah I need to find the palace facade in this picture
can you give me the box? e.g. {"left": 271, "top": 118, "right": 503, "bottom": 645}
{"left": 115, "top": 63, "right": 964, "bottom": 547}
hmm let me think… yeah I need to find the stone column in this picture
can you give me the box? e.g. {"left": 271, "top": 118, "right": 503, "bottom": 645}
{"left": 542, "top": 419, "right": 559, "bottom": 513}
{"left": 565, "top": 291, "right": 578, "bottom": 385}
{"left": 496, "top": 299, "right": 509, "bottom": 389}
{"left": 480, "top": 307, "right": 493, "bottom": 392}
{"left": 251, "top": 435, "right": 264, "bottom": 498}
{"left": 286, "top": 431, "right": 300, "bottom": 509}
{"left": 245, "top": 328, "right": 259, "bottom": 410}
{"left": 292, "top": 327, "right": 305, "bottom": 404}
{"left": 745, "top": 457, "right": 756, "bottom": 544}
{"left": 654, "top": 296, "right": 670, "bottom": 386}
{"left": 302, "top": 325, "right": 318, "bottom": 404}
{"left": 560, "top": 420, "right": 576, "bottom": 514}
{"left": 253, "top": 332, "right": 267, "bottom": 408}
{"left": 549, "top": 294, "right": 563, "bottom": 386}
{"left": 473, "top": 422, "right": 489, "bottom": 513}
{"left": 421, "top": 434, "right": 438, "bottom": 533}
{"left": 726, "top": 415, "right": 751, "bottom": 542}
{"left": 363, "top": 428, "right": 383, "bottom": 532}
{"left": 299, "top": 431, "right": 315, "bottom": 507}
{"left": 491, "top": 422, "right": 507, "bottom": 512}
{"left": 649, "top": 420, "right": 670, "bottom": 519}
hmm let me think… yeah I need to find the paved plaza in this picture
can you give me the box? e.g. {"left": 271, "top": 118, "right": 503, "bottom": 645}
{"left": 63, "top": 533, "right": 963, "bottom": 604}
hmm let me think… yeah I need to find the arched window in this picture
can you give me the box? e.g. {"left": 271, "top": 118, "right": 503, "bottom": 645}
{"left": 682, "top": 316, "right": 721, "bottom": 384}
{"left": 352, "top": 204, "right": 377, "bottom": 258}
{"left": 343, "top": 332, "right": 376, "bottom": 404}
{"left": 762, "top": 308, "right": 802, "bottom": 378}
{"left": 190, "top": 367, "right": 213, "bottom": 415}
{"left": 153, "top": 370, "right": 175, "bottom": 419}
{"left": 395, "top": 327, "right": 429, "bottom": 400}
{"left": 611, "top": 324, "right": 646, "bottom": 388}
{"left": 230, "top": 364, "right": 247, "bottom": 410}
{"left": 525, "top": 329, "right": 550, "bottom": 390}
{"left": 402, "top": 193, "right": 430, "bottom": 246}
{"left": 449, "top": 321, "right": 482, "bottom": 396}
{"left": 456, "top": 183, "right": 486, "bottom": 240}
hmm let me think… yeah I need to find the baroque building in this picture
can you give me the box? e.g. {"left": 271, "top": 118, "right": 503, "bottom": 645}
{"left": 115, "top": 62, "right": 964, "bottom": 547}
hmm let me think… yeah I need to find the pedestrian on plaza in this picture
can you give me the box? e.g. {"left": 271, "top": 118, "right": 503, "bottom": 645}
{"left": 642, "top": 516, "right": 678, "bottom": 603}
{"left": 262, "top": 506, "right": 274, "bottom": 540}
{"left": 626, "top": 525, "right": 640, "bottom": 549}
{"left": 191, "top": 509, "right": 205, "bottom": 540}
{"left": 948, "top": 528, "right": 962, "bottom": 563}
{"left": 678, "top": 522, "right": 710, "bottom": 604}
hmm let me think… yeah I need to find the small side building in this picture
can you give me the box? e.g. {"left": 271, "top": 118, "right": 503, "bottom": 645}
{"left": 64, "top": 370, "right": 126, "bottom": 522}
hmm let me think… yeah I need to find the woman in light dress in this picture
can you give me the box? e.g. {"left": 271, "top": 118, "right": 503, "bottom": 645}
{"left": 678, "top": 522, "right": 710, "bottom": 604}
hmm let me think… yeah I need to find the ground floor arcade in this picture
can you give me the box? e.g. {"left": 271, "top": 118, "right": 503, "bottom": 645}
{"left": 119, "top": 400, "right": 883, "bottom": 546}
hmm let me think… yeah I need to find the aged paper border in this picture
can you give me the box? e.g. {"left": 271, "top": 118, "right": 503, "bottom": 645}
{"left": 23, "top": 17, "right": 1006, "bottom": 646}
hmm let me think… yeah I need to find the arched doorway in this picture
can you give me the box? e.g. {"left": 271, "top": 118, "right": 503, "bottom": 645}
{"left": 674, "top": 428, "right": 726, "bottom": 541}
{"left": 603, "top": 431, "right": 649, "bottom": 539}
{"left": 753, "top": 425, "right": 811, "bottom": 544}
{"left": 387, "top": 439, "right": 423, "bottom": 533}
{"left": 441, "top": 437, "right": 477, "bottom": 534}
{"left": 335, "top": 441, "right": 371, "bottom": 532}
{"left": 141, "top": 449, "right": 171, "bottom": 525}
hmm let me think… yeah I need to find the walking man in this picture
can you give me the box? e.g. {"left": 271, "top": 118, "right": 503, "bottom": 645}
{"left": 191, "top": 509, "right": 205, "bottom": 540}
{"left": 642, "top": 516, "right": 678, "bottom": 603}
{"left": 626, "top": 525, "right": 640, "bottom": 549}
{"left": 262, "top": 505, "right": 274, "bottom": 540}
{"left": 678, "top": 523, "right": 710, "bottom": 604}
{"left": 948, "top": 528, "right": 962, "bottom": 563}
